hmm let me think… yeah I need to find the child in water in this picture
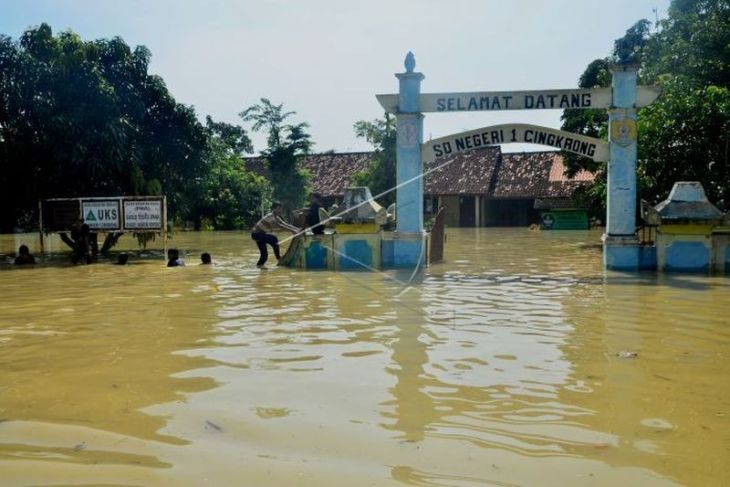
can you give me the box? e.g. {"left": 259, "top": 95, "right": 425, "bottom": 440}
{"left": 14, "top": 245, "right": 36, "bottom": 265}
{"left": 200, "top": 252, "right": 212, "bottom": 265}
{"left": 167, "top": 248, "right": 185, "bottom": 267}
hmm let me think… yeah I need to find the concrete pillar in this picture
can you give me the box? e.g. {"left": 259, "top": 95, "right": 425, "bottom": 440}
{"left": 604, "top": 64, "right": 640, "bottom": 271}
{"left": 396, "top": 52, "right": 424, "bottom": 233}
{"left": 391, "top": 52, "right": 426, "bottom": 267}
{"left": 475, "top": 195, "right": 481, "bottom": 227}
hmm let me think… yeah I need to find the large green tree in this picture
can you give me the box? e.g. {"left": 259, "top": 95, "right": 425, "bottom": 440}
{"left": 240, "top": 98, "right": 312, "bottom": 213}
{"left": 561, "top": 1, "right": 730, "bottom": 213}
{"left": 638, "top": 0, "right": 730, "bottom": 207}
{"left": 0, "top": 24, "right": 208, "bottom": 231}
{"left": 351, "top": 113, "right": 396, "bottom": 206}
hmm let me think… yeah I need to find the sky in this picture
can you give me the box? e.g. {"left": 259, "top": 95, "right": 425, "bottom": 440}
{"left": 0, "top": 0, "right": 671, "bottom": 154}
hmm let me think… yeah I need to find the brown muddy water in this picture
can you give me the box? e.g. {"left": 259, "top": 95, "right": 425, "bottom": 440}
{"left": 0, "top": 229, "right": 728, "bottom": 486}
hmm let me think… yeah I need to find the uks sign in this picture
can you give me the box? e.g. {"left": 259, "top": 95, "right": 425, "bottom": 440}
{"left": 81, "top": 200, "right": 121, "bottom": 230}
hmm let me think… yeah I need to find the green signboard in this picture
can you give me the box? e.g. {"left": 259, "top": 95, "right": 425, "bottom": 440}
{"left": 540, "top": 210, "right": 589, "bottom": 230}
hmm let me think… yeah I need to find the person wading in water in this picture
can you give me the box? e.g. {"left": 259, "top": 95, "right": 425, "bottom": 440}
{"left": 251, "top": 202, "right": 300, "bottom": 267}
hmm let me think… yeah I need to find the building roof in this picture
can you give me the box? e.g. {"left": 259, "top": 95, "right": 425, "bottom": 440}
{"left": 244, "top": 148, "right": 595, "bottom": 200}
{"left": 244, "top": 152, "right": 373, "bottom": 198}
{"left": 492, "top": 152, "right": 595, "bottom": 199}
{"left": 301, "top": 152, "right": 372, "bottom": 197}
{"left": 424, "top": 147, "right": 501, "bottom": 196}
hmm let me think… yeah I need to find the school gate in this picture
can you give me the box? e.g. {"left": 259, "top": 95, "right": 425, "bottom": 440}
{"left": 376, "top": 52, "right": 660, "bottom": 270}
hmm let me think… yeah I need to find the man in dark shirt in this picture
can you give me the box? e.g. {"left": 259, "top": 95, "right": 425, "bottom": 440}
{"left": 306, "top": 193, "right": 325, "bottom": 235}
{"left": 59, "top": 219, "right": 93, "bottom": 264}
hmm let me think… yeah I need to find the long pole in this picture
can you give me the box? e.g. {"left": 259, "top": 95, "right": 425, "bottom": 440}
{"left": 162, "top": 196, "right": 168, "bottom": 261}
{"left": 38, "top": 200, "right": 44, "bottom": 256}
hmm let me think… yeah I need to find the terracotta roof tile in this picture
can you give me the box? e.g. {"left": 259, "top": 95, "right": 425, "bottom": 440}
{"left": 492, "top": 152, "right": 594, "bottom": 199}
{"left": 548, "top": 156, "right": 595, "bottom": 182}
{"left": 244, "top": 152, "right": 373, "bottom": 197}
{"left": 300, "top": 152, "right": 373, "bottom": 197}
{"left": 424, "top": 147, "right": 501, "bottom": 195}
{"left": 244, "top": 149, "right": 594, "bottom": 200}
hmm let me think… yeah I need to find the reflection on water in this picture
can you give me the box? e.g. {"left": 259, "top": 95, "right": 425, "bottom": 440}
{"left": 0, "top": 229, "right": 728, "bottom": 486}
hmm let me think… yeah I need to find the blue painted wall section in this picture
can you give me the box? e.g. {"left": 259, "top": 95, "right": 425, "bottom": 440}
{"left": 639, "top": 246, "right": 657, "bottom": 271}
{"left": 665, "top": 241, "right": 710, "bottom": 272}
{"left": 604, "top": 239, "right": 640, "bottom": 271}
{"left": 604, "top": 65, "right": 641, "bottom": 270}
{"left": 392, "top": 240, "right": 425, "bottom": 268}
{"left": 339, "top": 240, "right": 373, "bottom": 270}
{"left": 305, "top": 240, "right": 328, "bottom": 269}
{"left": 382, "top": 233, "right": 426, "bottom": 268}
{"left": 382, "top": 239, "right": 395, "bottom": 268}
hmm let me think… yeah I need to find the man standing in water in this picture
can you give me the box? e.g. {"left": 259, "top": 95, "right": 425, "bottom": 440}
{"left": 306, "top": 192, "right": 325, "bottom": 235}
{"left": 251, "top": 202, "right": 300, "bottom": 267}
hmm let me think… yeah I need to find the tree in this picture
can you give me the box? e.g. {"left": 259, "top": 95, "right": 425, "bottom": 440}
{"left": 560, "top": 2, "right": 730, "bottom": 213}
{"left": 194, "top": 137, "right": 272, "bottom": 230}
{"left": 205, "top": 115, "right": 252, "bottom": 156}
{"left": 240, "top": 99, "right": 312, "bottom": 213}
{"left": 351, "top": 113, "right": 396, "bottom": 206}
{"left": 185, "top": 117, "right": 271, "bottom": 230}
{"left": 560, "top": 58, "right": 612, "bottom": 175}
{"left": 638, "top": 0, "right": 730, "bottom": 207}
{"left": 644, "top": 0, "right": 730, "bottom": 87}
{"left": 613, "top": 19, "right": 652, "bottom": 64}
{"left": 0, "top": 24, "right": 208, "bottom": 231}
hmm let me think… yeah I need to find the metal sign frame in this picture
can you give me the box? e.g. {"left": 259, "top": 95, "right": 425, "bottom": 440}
{"left": 38, "top": 196, "right": 168, "bottom": 257}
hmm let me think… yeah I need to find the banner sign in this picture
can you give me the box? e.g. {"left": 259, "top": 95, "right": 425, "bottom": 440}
{"left": 376, "top": 86, "right": 660, "bottom": 113}
{"left": 42, "top": 196, "right": 165, "bottom": 233}
{"left": 422, "top": 124, "right": 609, "bottom": 162}
{"left": 81, "top": 200, "right": 121, "bottom": 230}
{"left": 42, "top": 200, "right": 82, "bottom": 232}
{"left": 123, "top": 199, "right": 163, "bottom": 230}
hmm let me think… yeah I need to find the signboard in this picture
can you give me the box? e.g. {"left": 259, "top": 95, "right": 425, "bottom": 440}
{"left": 540, "top": 210, "right": 589, "bottom": 230}
{"left": 123, "top": 199, "right": 163, "bottom": 230}
{"left": 42, "top": 200, "right": 81, "bottom": 232}
{"left": 376, "top": 86, "right": 661, "bottom": 113}
{"left": 81, "top": 200, "right": 121, "bottom": 230}
{"left": 422, "top": 123, "right": 609, "bottom": 162}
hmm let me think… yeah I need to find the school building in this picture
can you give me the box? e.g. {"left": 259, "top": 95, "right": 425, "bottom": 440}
{"left": 244, "top": 147, "right": 595, "bottom": 228}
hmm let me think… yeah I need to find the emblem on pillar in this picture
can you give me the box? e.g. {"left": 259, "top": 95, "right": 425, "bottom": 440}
{"left": 397, "top": 120, "right": 418, "bottom": 148}
{"left": 609, "top": 110, "right": 637, "bottom": 147}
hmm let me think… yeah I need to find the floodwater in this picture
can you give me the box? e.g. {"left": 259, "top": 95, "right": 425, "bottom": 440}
{"left": 0, "top": 229, "right": 728, "bottom": 487}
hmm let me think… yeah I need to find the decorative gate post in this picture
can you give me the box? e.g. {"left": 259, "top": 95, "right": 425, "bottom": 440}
{"left": 604, "top": 64, "right": 640, "bottom": 270}
{"left": 392, "top": 52, "right": 426, "bottom": 267}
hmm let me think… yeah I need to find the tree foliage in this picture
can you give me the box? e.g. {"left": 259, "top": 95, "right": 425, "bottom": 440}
{"left": 240, "top": 98, "right": 312, "bottom": 213}
{"left": 561, "top": 1, "right": 730, "bottom": 213}
{"left": 351, "top": 113, "right": 396, "bottom": 206}
{"left": 0, "top": 24, "right": 271, "bottom": 231}
{"left": 193, "top": 137, "right": 272, "bottom": 230}
{"left": 184, "top": 117, "right": 271, "bottom": 230}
